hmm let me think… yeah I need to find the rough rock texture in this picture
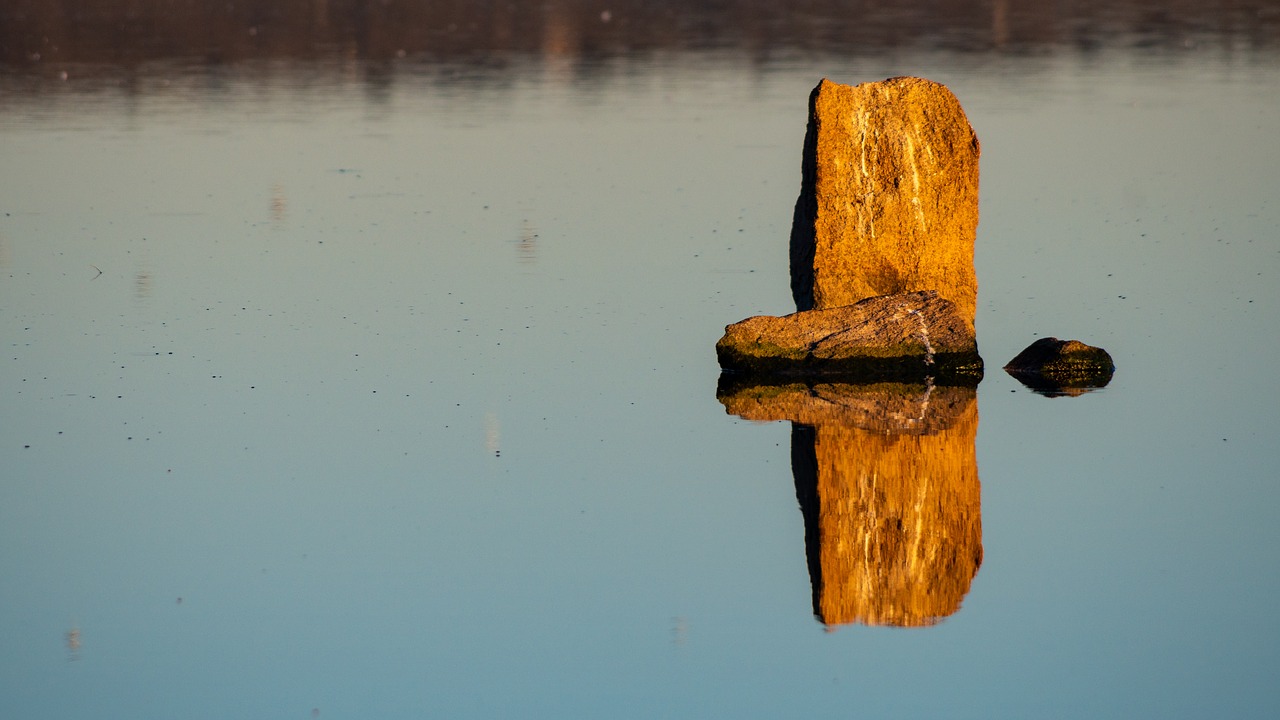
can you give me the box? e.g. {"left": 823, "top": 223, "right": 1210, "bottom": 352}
{"left": 789, "top": 76, "right": 980, "bottom": 331}
{"left": 716, "top": 290, "right": 982, "bottom": 383}
{"left": 1003, "top": 337, "right": 1115, "bottom": 395}
{"left": 719, "top": 381, "right": 983, "bottom": 627}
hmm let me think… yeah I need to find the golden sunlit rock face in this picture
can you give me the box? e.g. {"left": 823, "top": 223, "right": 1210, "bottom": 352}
{"left": 721, "top": 382, "right": 982, "bottom": 627}
{"left": 790, "top": 77, "right": 981, "bottom": 331}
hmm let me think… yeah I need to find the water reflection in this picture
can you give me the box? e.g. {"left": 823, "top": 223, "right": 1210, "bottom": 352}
{"left": 515, "top": 221, "right": 539, "bottom": 265}
{"left": 720, "top": 379, "right": 982, "bottom": 628}
{"left": 1007, "top": 373, "right": 1113, "bottom": 398}
{"left": 133, "top": 268, "right": 154, "bottom": 301}
{"left": 269, "top": 183, "right": 289, "bottom": 226}
{"left": 671, "top": 615, "right": 689, "bottom": 646}
{"left": 65, "top": 625, "right": 81, "bottom": 661}
{"left": 484, "top": 412, "right": 502, "bottom": 457}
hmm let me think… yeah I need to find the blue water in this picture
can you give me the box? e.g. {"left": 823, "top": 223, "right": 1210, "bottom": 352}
{"left": 3, "top": 43, "right": 1279, "bottom": 718}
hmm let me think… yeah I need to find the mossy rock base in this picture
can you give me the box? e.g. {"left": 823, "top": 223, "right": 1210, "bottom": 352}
{"left": 716, "top": 353, "right": 984, "bottom": 387}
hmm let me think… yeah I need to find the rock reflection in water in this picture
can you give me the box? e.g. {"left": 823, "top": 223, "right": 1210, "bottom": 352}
{"left": 720, "top": 379, "right": 982, "bottom": 628}
{"left": 1007, "top": 374, "right": 1111, "bottom": 398}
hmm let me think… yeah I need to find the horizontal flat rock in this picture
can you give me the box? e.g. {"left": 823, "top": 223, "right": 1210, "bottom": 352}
{"left": 716, "top": 290, "right": 982, "bottom": 383}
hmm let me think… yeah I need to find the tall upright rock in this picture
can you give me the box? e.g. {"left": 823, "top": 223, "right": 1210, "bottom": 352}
{"left": 790, "top": 77, "right": 981, "bottom": 331}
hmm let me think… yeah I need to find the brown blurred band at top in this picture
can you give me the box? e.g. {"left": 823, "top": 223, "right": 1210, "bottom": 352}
{"left": 2, "top": 0, "right": 1277, "bottom": 70}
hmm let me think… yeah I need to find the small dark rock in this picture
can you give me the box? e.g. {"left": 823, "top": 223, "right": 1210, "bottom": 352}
{"left": 1003, "top": 337, "right": 1114, "bottom": 395}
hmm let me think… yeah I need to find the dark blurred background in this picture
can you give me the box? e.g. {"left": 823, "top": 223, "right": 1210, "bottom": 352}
{"left": 3, "top": 0, "right": 1278, "bottom": 71}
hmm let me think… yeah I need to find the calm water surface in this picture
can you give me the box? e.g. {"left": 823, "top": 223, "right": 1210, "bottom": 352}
{"left": 3, "top": 26, "right": 1279, "bottom": 720}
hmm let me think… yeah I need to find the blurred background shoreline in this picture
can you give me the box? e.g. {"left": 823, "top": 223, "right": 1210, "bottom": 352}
{"left": 4, "top": 1, "right": 1278, "bottom": 75}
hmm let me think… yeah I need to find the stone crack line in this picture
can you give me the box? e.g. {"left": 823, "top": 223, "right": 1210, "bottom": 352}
{"left": 906, "top": 308, "right": 935, "bottom": 365}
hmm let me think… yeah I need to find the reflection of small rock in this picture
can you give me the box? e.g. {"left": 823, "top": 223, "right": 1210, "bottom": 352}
{"left": 1003, "top": 337, "right": 1114, "bottom": 395}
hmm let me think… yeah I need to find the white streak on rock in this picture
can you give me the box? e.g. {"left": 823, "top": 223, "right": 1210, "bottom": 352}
{"left": 904, "top": 134, "right": 927, "bottom": 232}
{"left": 907, "top": 308, "right": 935, "bottom": 365}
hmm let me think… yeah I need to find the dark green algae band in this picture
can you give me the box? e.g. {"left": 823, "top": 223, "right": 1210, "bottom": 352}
{"left": 715, "top": 343, "right": 984, "bottom": 387}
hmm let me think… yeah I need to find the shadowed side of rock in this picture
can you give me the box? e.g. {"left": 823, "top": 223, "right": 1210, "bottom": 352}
{"left": 716, "top": 290, "right": 982, "bottom": 384}
{"left": 789, "top": 85, "right": 821, "bottom": 311}
{"left": 790, "top": 76, "right": 980, "bottom": 330}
